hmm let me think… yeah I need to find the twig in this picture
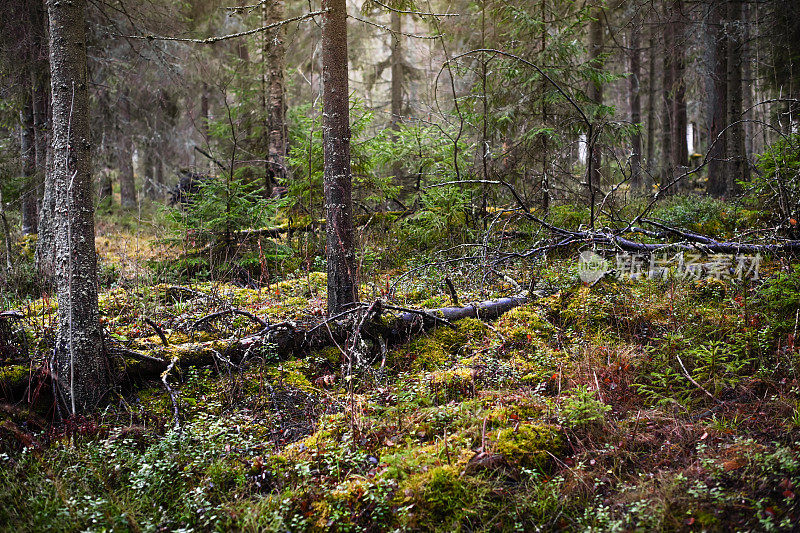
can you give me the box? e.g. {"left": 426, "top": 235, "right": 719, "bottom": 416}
{"left": 192, "top": 308, "right": 269, "bottom": 331}
{"left": 162, "top": 358, "right": 181, "bottom": 429}
{"left": 676, "top": 354, "right": 722, "bottom": 404}
{"left": 123, "top": 11, "right": 326, "bottom": 44}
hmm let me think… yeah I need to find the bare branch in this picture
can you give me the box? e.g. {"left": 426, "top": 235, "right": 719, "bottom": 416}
{"left": 122, "top": 11, "right": 326, "bottom": 44}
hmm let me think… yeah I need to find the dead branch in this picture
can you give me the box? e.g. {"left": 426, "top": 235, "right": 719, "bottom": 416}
{"left": 144, "top": 318, "right": 169, "bottom": 347}
{"left": 192, "top": 308, "right": 269, "bottom": 331}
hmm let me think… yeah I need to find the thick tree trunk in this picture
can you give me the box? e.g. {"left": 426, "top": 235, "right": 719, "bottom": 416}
{"left": 264, "top": 0, "right": 288, "bottom": 190}
{"left": 20, "top": 89, "right": 38, "bottom": 235}
{"left": 706, "top": 0, "right": 729, "bottom": 197}
{"left": 629, "top": 15, "right": 642, "bottom": 191}
{"left": 322, "top": 0, "right": 358, "bottom": 314}
{"left": 118, "top": 92, "right": 136, "bottom": 208}
{"left": 47, "top": 0, "right": 108, "bottom": 413}
{"left": 726, "top": 0, "right": 748, "bottom": 190}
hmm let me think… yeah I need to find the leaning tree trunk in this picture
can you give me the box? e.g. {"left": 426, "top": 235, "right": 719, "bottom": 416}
{"left": 322, "top": 0, "right": 358, "bottom": 314}
{"left": 20, "top": 87, "right": 38, "bottom": 235}
{"left": 47, "top": 0, "right": 109, "bottom": 413}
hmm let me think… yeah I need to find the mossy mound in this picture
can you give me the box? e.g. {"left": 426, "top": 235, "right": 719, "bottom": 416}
{"left": 396, "top": 465, "right": 476, "bottom": 531}
{"left": 493, "top": 423, "right": 564, "bottom": 471}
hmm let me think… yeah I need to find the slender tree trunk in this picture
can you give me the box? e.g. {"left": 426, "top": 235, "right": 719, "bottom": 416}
{"left": 706, "top": 0, "right": 729, "bottom": 196}
{"left": 265, "top": 0, "right": 288, "bottom": 188}
{"left": 20, "top": 88, "right": 38, "bottom": 234}
{"left": 31, "top": 0, "right": 54, "bottom": 280}
{"left": 646, "top": 22, "right": 658, "bottom": 175}
{"left": 742, "top": 1, "right": 753, "bottom": 160}
{"left": 35, "top": 78, "right": 55, "bottom": 278}
{"left": 118, "top": 92, "right": 136, "bottom": 208}
{"left": 540, "top": 0, "right": 549, "bottom": 211}
{"left": 587, "top": 6, "right": 604, "bottom": 219}
{"left": 726, "top": 0, "right": 748, "bottom": 190}
{"left": 390, "top": 10, "right": 404, "bottom": 191}
{"left": 47, "top": 0, "right": 108, "bottom": 413}
{"left": 629, "top": 13, "right": 642, "bottom": 190}
{"left": 672, "top": 0, "right": 688, "bottom": 175}
{"left": 155, "top": 155, "right": 165, "bottom": 201}
{"left": 661, "top": 4, "right": 675, "bottom": 186}
{"left": 142, "top": 142, "right": 156, "bottom": 199}
{"left": 322, "top": 0, "right": 357, "bottom": 314}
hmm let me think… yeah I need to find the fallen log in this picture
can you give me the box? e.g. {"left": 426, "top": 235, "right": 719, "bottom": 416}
{"left": 116, "top": 295, "right": 531, "bottom": 374}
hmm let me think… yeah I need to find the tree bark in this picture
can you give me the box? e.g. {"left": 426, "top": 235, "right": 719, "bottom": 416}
{"left": 263, "top": 0, "right": 288, "bottom": 191}
{"left": 671, "top": 0, "right": 688, "bottom": 174}
{"left": 587, "top": 6, "right": 604, "bottom": 223}
{"left": 706, "top": 0, "right": 729, "bottom": 196}
{"left": 646, "top": 21, "right": 658, "bottom": 175}
{"left": 390, "top": 9, "right": 404, "bottom": 191}
{"left": 629, "top": 13, "right": 642, "bottom": 191}
{"left": 47, "top": 0, "right": 109, "bottom": 413}
{"left": 726, "top": 0, "right": 748, "bottom": 190}
{"left": 118, "top": 91, "right": 136, "bottom": 208}
{"left": 20, "top": 88, "right": 38, "bottom": 235}
{"left": 32, "top": 56, "right": 54, "bottom": 280}
{"left": 142, "top": 142, "right": 156, "bottom": 199}
{"left": 661, "top": 4, "right": 675, "bottom": 185}
{"left": 322, "top": 0, "right": 358, "bottom": 314}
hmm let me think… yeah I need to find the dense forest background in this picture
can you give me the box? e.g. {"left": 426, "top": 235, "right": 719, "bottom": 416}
{"left": 1, "top": 0, "right": 800, "bottom": 531}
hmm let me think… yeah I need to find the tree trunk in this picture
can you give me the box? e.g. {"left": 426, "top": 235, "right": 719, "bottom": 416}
{"left": 726, "top": 0, "right": 748, "bottom": 190}
{"left": 587, "top": 7, "right": 604, "bottom": 225}
{"left": 155, "top": 155, "right": 165, "bottom": 201}
{"left": 629, "top": 14, "right": 642, "bottom": 191}
{"left": 706, "top": 0, "right": 729, "bottom": 196}
{"left": 322, "top": 0, "right": 358, "bottom": 314}
{"left": 671, "top": 0, "right": 688, "bottom": 174}
{"left": 142, "top": 142, "right": 156, "bottom": 199}
{"left": 390, "top": 10, "right": 405, "bottom": 192}
{"left": 661, "top": 4, "right": 675, "bottom": 186}
{"left": 264, "top": 0, "right": 288, "bottom": 190}
{"left": 47, "top": 0, "right": 109, "bottom": 413}
{"left": 118, "top": 92, "right": 136, "bottom": 208}
{"left": 646, "top": 21, "right": 658, "bottom": 175}
{"left": 20, "top": 88, "right": 38, "bottom": 235}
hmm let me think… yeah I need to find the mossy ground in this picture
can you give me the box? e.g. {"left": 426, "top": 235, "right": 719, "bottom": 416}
{"left": 1, "top": 208, "right": 800, "bottom": 531}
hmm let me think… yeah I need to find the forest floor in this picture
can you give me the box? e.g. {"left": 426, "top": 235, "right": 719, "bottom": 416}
{"left": 1, "top": 202, "right": 800, "bottom": 532}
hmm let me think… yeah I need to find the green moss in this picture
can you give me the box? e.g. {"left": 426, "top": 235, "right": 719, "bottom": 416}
{"left": 0, "top": 365, "right": 29, "bottom": 388}
{"left": 493, "top": 423, "right": 564, "bottom": 471}
{"left": 428, "top": 367, "right": 474, "bottom": 404}
{"left": 396, "top": 465, "right": 473, "bottom": 531}
{"left": 407, "top": 337, "right": 450, "bottom": 372}
{"left": 431, "top": 318, "right": 488, "bottom": 354}
{"left": 496, "top": 304, "right": 554, "bottom": 345}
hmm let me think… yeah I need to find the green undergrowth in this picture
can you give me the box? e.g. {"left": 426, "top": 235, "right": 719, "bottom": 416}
{"left": 2, "top": 256, "right": 800, "bottom": 531}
